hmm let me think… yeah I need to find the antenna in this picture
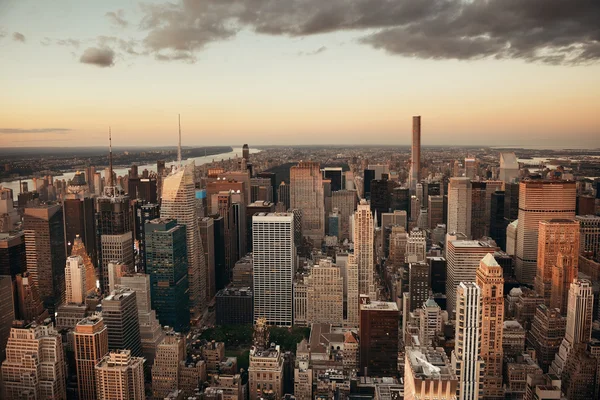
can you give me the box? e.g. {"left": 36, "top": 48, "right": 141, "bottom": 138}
{"left": 108, "top": 127, "right": 113, "bottom": 187}
{"left": 178, "top": 114, "right": 182, "bottom": 168}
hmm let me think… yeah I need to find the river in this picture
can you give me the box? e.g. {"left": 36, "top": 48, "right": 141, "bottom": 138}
{"left": 1, "top": 147, "right": 261, "bottom": 194}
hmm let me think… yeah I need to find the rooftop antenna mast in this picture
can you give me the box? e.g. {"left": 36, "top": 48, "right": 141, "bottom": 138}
{"left": 178, "top": 114, "right": 182, "bottom": 168}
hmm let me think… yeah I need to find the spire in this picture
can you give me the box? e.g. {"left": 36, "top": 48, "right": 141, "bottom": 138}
{"left": 108, "top": 126, "right": 113, "bottom": 187}
{"left": 177, "top": 114, "right": 182, "bottom": 168}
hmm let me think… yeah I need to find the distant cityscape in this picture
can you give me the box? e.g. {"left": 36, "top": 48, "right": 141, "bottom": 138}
{"left": 1, "top": 116, "right": 600, "bottom": 400}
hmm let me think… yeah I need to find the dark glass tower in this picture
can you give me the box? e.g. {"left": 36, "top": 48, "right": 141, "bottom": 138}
{"left": 490, "top": 191, "right": 507, "bottom": 250}
{"left": 363, "top": 169, "right": 375, "bottom": 200}
{"left": 145, "top": 218, "right": 189, "bottom": 332}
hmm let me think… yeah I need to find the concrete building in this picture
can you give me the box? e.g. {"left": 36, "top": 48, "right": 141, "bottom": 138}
{"left": 527, "top": 305, "right": 566, "bottom": 372}
{"left": 409, "top": 116, "right": 421, "bottom": 193}
{"left": 253, "top": 213, "right": 295, "bottom": 326}
{"left": 534, "top": 219, "right": 579, "bottom": 311}
{"left": 476, "top": 254, "right": 504, "bottom": 400}
{"left": 576, "top": 214, "right": 600, "bottom": 259}
{"left": 306, "top": 260, "right": 344, "bottom": 326}
{"left": 359, "top": 300, "right": 399, "bottom": 377}
{"left": 453, "top": 282, "right": 483, "bottom": 400}
{"left": 406, "top": 230, "right": 426, "bottom": 263}
{"left": 160, "top": 162, "right": 206, "bottom": 320}
{"left": 404, "top": 346, "right": 458, "bottom": 400}
{"left": 249, "top": 344, "right": 284, "bottom": 400}
{"left": 152, "top": 330, "right": 185, "bottom": 399}
{"left": 65, "top": 255, "right": 87, "bottom": 304}
{"left": 499, "top": 152, "right": 519, "bottom": 184}
{"left": 503, "top": 321, "right": 527, "bottom": 357}
{"left": 199, "top": 217, "right": 216, "bottom": 301}
{"left": 1, "top": 320, "right": 67, "bottom": 399}
{"left": 354, "top": 200, "right": 375, "bottom": 296}
{"left": 290, "top": 161, "right": 325, "bottom": 241}
{"left": 448, "top": 178, "right": 472, "bottom": 238}
{"left": 15, "top": 272, "right": 49, "bottom": 323}
{"left": 428, "top": 195, "right": 444, "bottom": 230}
{"left": 95, "top": 350, "right": 145, "bottom": 400}
{"left": 516, "top": 180, "right": 576, "bottom": 284}
{"left": 446, "top": 240, "right": 498, "bottom": 313}
{"left": 419, "top": 299, "right": 443, "bottom": 347}
{"left": 74, "top": 315, "right": 109, "bottom": 400}
{"left": 408, "top": 262, "right": 430, "bottom": 312}
{"left": 101, "top": 288, "right": 142, "bottom": 357}
{"left": 346, "top": 254, "right": 360, "bottom": 328}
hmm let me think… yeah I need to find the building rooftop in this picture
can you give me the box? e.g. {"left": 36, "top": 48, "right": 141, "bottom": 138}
{"left": 360, "top": 301, "right": 399, "bottom": 311}
{"left": 406, "top": 347, "right": 456, "bottom": 380}
{"left": 450, "top": 240, "right": 497, "bottom": 248}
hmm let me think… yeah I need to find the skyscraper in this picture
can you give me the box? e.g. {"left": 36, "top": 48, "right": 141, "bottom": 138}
{"left": 65, "top": 255, "right": 87, "bottom": 304}
{"left": 489, "top": 191, "right": 506, "bottom": 250}
{"left": 74, "top": 315, "right": 109, "bottom": 400}
{"left": 277, "top": 181, "right": 290, "bottom": 210}
{"left": 516, "top": 180, "right": 576, "bottom": 284}
{"left": 0, "top": 275, "right": 15, "bottom": 362}
{"left": 160, "top": 162, "right": 206, "bottom": 321}
{"left": 332, "top": 189, "right": 358, "bottom": 241}
{"left": 242, "top": 143, "right": 250, "bottom": 160}
{"left": 408, "top": 261, "right": 429, "bottom": 311}
{"left": 527, "top": 305, "right": 566, "bottom": 372}
{"left": 95, "top": 350, "right": 145, "bottom": 400}
{"left": 199, "top": 217, "right": 216, "bottom": 301}
{"left": 14, "top": 272, "right": 49, "bottom": 323}
{"left": 145, "top": 218, "right": 189, "bottom": 332}
{"left": 470, "top": 182, "right": 487, "bottom": 239}
{"left": 446, "top": 240, "right": 498, "bottom": 313}
{"left": 63, "top": 173, "right": 97, "bottom": 266}
{"left": 1, "top": 320, "right": 67, "bottom": 399}
{"left": 305, "top": 259, "right": 344, "bottom": 326}
{"left": 253, "top": 213, "right": 295, "bottom": 326}
{"left": 448, "top": 178, "right": 472, "bottom": 238}
{"left": 359, "top": 299, "right": 399, "bottom": 377}
{"left": 152, "top": 330, "right": 186, "bottom": 398}
{"left": 23, "top": 203, "right": 66, "bottom": 316}
{"left": 404, "top": 347, "right": 458, "bottom": 400}
{"left": 346, "top": 253, "right": 360, "bottom": 328}
{"left": 428, "top": 195, "right": 444, "bottom": 229}
{"left": 499, "top": 152, "right": 519, "bottom": 184}
{"left": 290, "top": 161, "right": 325, "bottom": 241}
{"left": 410, "top": 116, "right": 421, "bottom": 193}
{"left": 453, "top": 282, "right": 483, "bottom": 400}
{"left": 476, "top": 254, "right": 505, "bottom": 400}
{"left": 576, "top": 215, "right": 600, "bottom": 259}
{"left": 353, "top": 200, "right": 374, "bottom": 296}
{"left": 101, "top": 288, "right": 142, "bottom": 357}
{"left": 0, "top": 231, "right": 26, "bottom": 278}
{"left": 71, "top": 235, "right": 98, "bottom": 295}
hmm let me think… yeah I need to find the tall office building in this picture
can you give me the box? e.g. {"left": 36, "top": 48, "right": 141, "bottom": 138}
{"left": 499, "top": 152, "right": 519, "bottom": 184}
{"left": 95, "top": 350, "right": 145, "bottom": 400}
{"left": 0, "top": 231, "right": 26, "bottom": 278}
{"left": 549, "top": 279, "right": 593, "bottom": 376}
{"left": 74, "top": 315, "right": 109, "bottom": 400}
{"left": 290, "top": 161, "right": 325, "bottom": 241}
{"left": 71, "top": 235, "right": 98, "bottom": 294}
{"left": 14, "top": 272, "right": 49, "bottom": 323}
{"left": 516, "top": 180, "right": 576, "bottom": 284}
{"left": 332, "top": 189, "right": 358, "bottom": 241}
{"left": 346, "top": 254, "right": 360, "bottom": 327}
{"left": 253, "top": 213, "right": 295, "bottom": 326}
{"left": 448, "top": 178, "right": 472, "bottom": 238}
{"left": 0, "top": 275, "right": 15, "bottom": 362}
{"left": 489, "top": 191, "right": 507, "bottom": 250}
{"left": 102, "top": 288, "right": 142, "bottom": 357}
{"left": 63, "top": 174, "right": 97, "bottom": 266}
{"left": 277, "top": 181, "right": 290, "bottom": 210}
{"left": 1, "top": 320, "right": 67, "bottom": 399}
{"left": 305, "top": 259, "right": 344, "bottom": 326}
{"left": 160, "top": 162, "right": 206, "bottom": 320}
{"left": 145, "top": 218, "right": 189, "bottom": 332}
{"left": 199, "top": 217, "right": 216, "bottom": 301}
{"left": 406, "top": 230, "right": 426, "bottom": 263}
{"left": 527, "top": 305, "right": 566, "bottom": 372}
{"left": 370, "top": 179, "right": 397, "bottom": 225}
{"left": 471, "top": 182, "right": 487, "bottom": 239}
{"left": 353, "top": 200, "right": 375, "bottom": 296}
{"left": 446, "top": 240, "right": 498, "bottom": 313}
{"left": 534, "top": 219, "right": 579, "bottom": 310}
{"left": 322, "top": 167, "right": 344, "bottom": 192}
{"left": 134, "top": 202, "right": 160, "bottom": 273}
{"left": 404, "top": 347, "right": 458, "bottom": 400}
{"left": 428, "top": 195, "right": 444, "bottom": 229}
{"left": 359, "top": 299, "right": 399, "bottom": 377}
{"left": 576, "top": 215, "right": 600, "bottom": 259}
{"left": 410, "top": 116, "right": 421, "bottom": 193}
{"left": 119, "top": 274, "right": 165, "bottom": 365}
{"left": 23, "top": 203, "right": 66, "bottom": 316}
{"left": 128, "top": 175, "right": 158, "bottom": 203}
{"left": 476, "top": 254, "right": 504, "bottom": 400}
{"left": 453, "top": 282, "right": 483, "bottom": 400}
{"left": 408, "top": 261, "right": 430, "bottom": 311}
{"left": 152, "top": 330, "right": 186, "bottom": 398}
{"left": 65, "top": 255, "right": 87, "bottom": 304}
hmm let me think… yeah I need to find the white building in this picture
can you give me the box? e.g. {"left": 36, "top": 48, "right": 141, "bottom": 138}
{"left": 65, "top": 255, "right": 86, "bottom": 304}
{"left": 253, "top": 213, "right": 295, "bottom": 326}
{"left": 448, "top": 178, "right": 472, "bottom": 238}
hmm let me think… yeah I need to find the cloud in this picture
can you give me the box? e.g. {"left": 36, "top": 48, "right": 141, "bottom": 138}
{"left": 298, "top": 46, "right": 327, "bottom": 56}
{"left": 0, "top": 128, "right": 72, "bottom": 134}
{"left": 79, "top": 47, "right": 115, "bottom": 67}
{"left": 135, "top": 0, "right": 600, "bottom": 65}
{"left": 12, "top": 32, "right": 25, "bottom": 42}
{"left": 106, "top": 9, "right": 128, "bottom": 28}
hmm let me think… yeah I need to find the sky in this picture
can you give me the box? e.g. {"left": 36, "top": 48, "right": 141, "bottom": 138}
{"left": 1, "top": 0, "right": 599, "bottom": 148}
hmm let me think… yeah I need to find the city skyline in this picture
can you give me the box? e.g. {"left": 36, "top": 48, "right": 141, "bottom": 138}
{"left": 1, "top": 0, "right": 600, "bottom": 148}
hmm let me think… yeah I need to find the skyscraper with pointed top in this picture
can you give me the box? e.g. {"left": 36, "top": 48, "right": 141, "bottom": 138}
{"left": 160, "top": 115, "right": 207, "bottom": 321}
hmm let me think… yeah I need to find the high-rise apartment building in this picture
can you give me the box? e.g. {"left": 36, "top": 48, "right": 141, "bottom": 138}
{"left": 290, "top": 161, "right": 325, "bottom": 241}
{"left": 102, "top": 288, "right": 142, "bottom": 357}
{"left": 516, "top": 180, "right": 576, "bottom": 284}
{"left": 359, "top": 299, "right": 399, "bottom": 377}
{"left": 453, "top": 282, "right": 483, "bottom": 400}
{"left": 1, "top": 320, "right": 67, "bottom": 399}
{"left": 446, "top": 240, "right": 498, "bottom": 313}
{"left": 253, "top": 213, "right": 295, "bottom": 326}
{"left": 404, "top": 346, "right": 458, "bottom": 400}
{"left": 160, "top": 162, "right": 206, "bottom": 321}
{"left": 354, "top": 200, "right": 374, "bottom": 296}
{"left": 448, "top": 178, "right": 472, "bottom": 238}
{"left": 119, "top": 274, "right": 165, "bottom": 365}
{"left": 476, "top": 254, "right": 505, "bottom": 400}
{"left": 534, "top": 219, "right": 579, "bottom": 311}
{"left": 23, "top": 204, "right": 66, "bottom": 316}
{"left": 74, "top": 315, "right": 109, "bottom": 400}
{"left": 95, "top": 350, "right": 145, "bottom": 400}
{"left": 410, "top": 116, "right": 421, "bottom": 193}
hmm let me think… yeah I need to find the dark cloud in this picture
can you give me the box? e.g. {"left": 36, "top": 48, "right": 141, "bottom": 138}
{"left": 0, "top": 128, "right": 72, "bottom": 134}
{"left": 136, "top": 0, "right": 600, "bottom": 65}
{"left": 106, "top": 9, "right": 128, "bottom": 28}
{"left": 57, "top": 38, "right": 81, "bottom": 48}
{"left": 79, "top": 47, "right": 115, "bottom": 67}
{"left": 298, "top": 46, "right": 327, "bottom": 56}
{"left": 12, "top": 32, "right": 25, "bottom": 42}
